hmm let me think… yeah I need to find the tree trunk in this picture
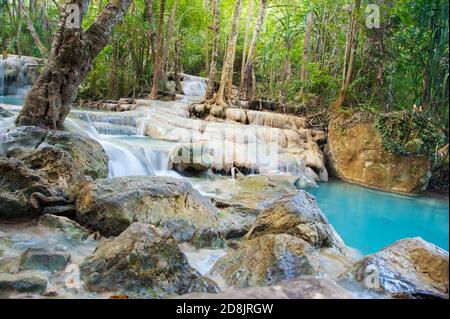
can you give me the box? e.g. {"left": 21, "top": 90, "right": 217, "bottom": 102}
{"left": 19, "top": 0, "right": 48, "bottom": 57}
{"left": 174, "top": 36, "right": 183, "bottom": 93}
{"left": 204, "top": 0, "right": 220, "bottom": 100}
{"left": 148, "top": 0, "right": 166, "bottom": 99}
{"left": 334, "top": 0, "right": 360, "bottom": 110}
{"left": 299, "top": 11, "right": 313, "bottom": 99}
{"left": 160, "top": 0, "right": 178, "bottom": 90}
{"left": 16, "top": 0, "right": 133, "bottom": 130}
{"left": 209, "top": 0, "right": 242, "bottom": 105}
{"left": 238, "top": 0, "right": 254, "bottom": 98}
{"left": 143, "top": 0, "right": 157, "bottom": 58}
{"left": 239, "top": 0, "right": 266, "bottom": 101}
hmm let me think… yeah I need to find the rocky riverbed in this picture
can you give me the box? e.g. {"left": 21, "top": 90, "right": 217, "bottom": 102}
{"left": 0, "top": 61, "right": 448, "bottom": 299}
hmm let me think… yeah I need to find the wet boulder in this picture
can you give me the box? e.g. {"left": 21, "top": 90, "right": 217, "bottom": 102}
{"left": 0, "top": 158, "right": 68, "bottom": 219}
{"left": 0, "top": 273, "right": 48, "bottom": 295}
{"left": 19, "top": 248, "right": 71, "bottom": 273}
{"left": 353, "top": 237, "right": 449, "bottom": 299}
{"left": 76, "top": 176, "right": 223, "bottom": 247}
{"left": 38, "top": 214, "right": 89, "bottom": 241}
{"left": 245, "top": 191, "right": 345, "bottom": 252}
{"left": 0, "top": 106, "right": 14, "bottom": 118}
{"left": 80, "top": 223, "right": 218, "bottom": 297}
{"left": 1, "top": 126, "right": 108, "bottom": 181}
{"left": 210, "top": 234, "right": 320, "bottom": 288}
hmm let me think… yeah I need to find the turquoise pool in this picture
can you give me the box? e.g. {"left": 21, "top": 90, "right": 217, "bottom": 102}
{"left": 308, "top": 181, "right": 449, "bottom": 254}
{"left": 0, "top": 96, "right": 24, "bottom": 106}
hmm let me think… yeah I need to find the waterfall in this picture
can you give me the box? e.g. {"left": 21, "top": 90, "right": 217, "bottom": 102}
{"left": 65, "top": 111, "right": 174, "bottom": 178}
{"left": 0, "top": 55, "right": 38, "bottom": 97}
{"left": 181, "top": 74, "right": 208, "bottom": 96}
{"left": 0, "top": 59, "right": 5, "bottom": 96}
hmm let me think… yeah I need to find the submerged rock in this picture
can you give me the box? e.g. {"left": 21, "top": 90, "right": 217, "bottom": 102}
{"left": 245, "top": 191, "right": 345, "bottom": 252}
{"left": 80, "top": 223, "right": 218, "bottom": 297}
{"left": 0, "top": 106, "right": 14, "bottom": 118}
{"left": 76, "top": 176, "right": 223, "bottom": 247}
{"left": 38, "top": 214, "right": 89, "bottom": 241}
{"left": 0, "top": 272, "right": 48, "bottom": 295}
{"left": 211, "top": 234, "right": 319, "bottom": 288}
{"left": 327, "top": 113, "right": 430, "bottom": 193}
{"left": 181, "top": 276, "right": 354, "bottom": 299}
{"left": 19, "top": 248, "right": 71, "bottom": 273}
{"left": 353, "top": 237, "right": 449, "bottom": 299}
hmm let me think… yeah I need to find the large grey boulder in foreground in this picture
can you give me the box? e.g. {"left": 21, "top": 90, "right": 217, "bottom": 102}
{"left": 76, "top": 176, "right": 223, "bottom": 247}
{"left": 245, "top": 191, "right": 345, "bottom": 252}
{"left": 211, "top": 234, "right": 320, "bottom": 288}
{"left": 80, "top": 223, "right": 218, "bottom": 298}
{"left": 353, "top": 237, "right": 449, "bottom": 299}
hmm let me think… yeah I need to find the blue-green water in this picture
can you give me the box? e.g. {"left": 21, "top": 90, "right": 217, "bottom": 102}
{"left": 0, "top": 96, "right": 24, "bottom": 106}
{"left": 308, "top": 181, "right": 449, "bottom": 254}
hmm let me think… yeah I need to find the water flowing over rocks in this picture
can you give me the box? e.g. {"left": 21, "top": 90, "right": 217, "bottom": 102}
{"left": 0, "top": 55, "right": 42, "bottom": 96}
{"left": 180, "top": 276, "right": 355, "bottom": 299}
{"left": 210, "top": 234, "right": 320, "bottom": 288}
{"left": 80, "top": 223, "right": 218, "bottom": 298}
{"left": 327, "top": 113, "right": 430, "bottom": 193}
{"left": 353, "top": 237, "right": 449, "bottom": 299}
{"left": 76, "top": 176, "right": 224, "bottom": 247}
{"left": 245, "top": 191, "right": 346, "bottom": 252}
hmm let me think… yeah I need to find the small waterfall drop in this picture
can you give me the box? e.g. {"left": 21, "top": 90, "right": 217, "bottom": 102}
{"left": 181, "top": 74, "right": 208, "bottom": 96}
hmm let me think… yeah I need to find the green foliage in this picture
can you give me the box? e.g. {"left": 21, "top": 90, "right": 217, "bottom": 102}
{"left": 376, "top": 110, "right": 446, "bottom": 158}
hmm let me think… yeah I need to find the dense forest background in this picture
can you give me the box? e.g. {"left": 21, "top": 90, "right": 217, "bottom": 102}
{"left": 1, "top": 0, "right": 449, "bottom": 191}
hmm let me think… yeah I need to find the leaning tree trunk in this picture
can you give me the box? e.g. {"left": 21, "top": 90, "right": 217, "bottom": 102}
{"left": 208, "top": 0, "right": 242, "bottom": 106}
{"left": 239, "top": 0, "right": 267, "bottom": 101}
{"left": 16, "top": 0, "right": 133, "bottom": 130}
{"left": 204, "top": 0, "right": 220, "bottom": 100}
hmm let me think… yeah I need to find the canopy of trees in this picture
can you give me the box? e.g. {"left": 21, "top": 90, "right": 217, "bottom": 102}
{"left": 1, "top": 0, "right": 448, "bottom": 158}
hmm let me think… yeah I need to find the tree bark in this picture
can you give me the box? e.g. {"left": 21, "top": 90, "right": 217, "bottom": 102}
{"left": 238, "top": 0, "right": 253, "bottom": 97}
{"left": 239, "top": 0, "right": 266, "bottom": 101}
{"left": 16, "top": 0, "right": 133, "bottom": 130}
{"left": 299, "top": 11, "right": 313, "bottom": 99}
{"left": 208, "top": 0, "right": 242, "bottom": 105}
{"left": 19, "top": 0, "right": 48, "bottom": 57}
{"left": 204, "top": 0, "right": 220, "bottom": 100}
{"left": 148, "top": 0, "right": 166, "bottom": 99}
{"left": 334, "top": 0, "right": 360, "bottom": 110}
{"left": 143, "top": 0, "right": 157, "bottom": 59}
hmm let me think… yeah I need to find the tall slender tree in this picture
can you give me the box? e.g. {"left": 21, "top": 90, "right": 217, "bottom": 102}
{"left": 239, "top": 0, "right": 267, "bottom": 101}
{"left": 204, "top": 0, "right": 220, "bottom": 100}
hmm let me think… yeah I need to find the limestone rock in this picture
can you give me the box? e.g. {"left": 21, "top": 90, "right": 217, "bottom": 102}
{"left": 38, "top": 214, "right": 89, "bottom": 241}
{"left": 19, "top": 248, "right": 71, "bottom": 273}
{"left": 80, "top": 223, "right": 218, "bottom": 297}
{"left": 353, "top": 237, "right": 449, "bottom": 299}
{"left": 211, "top": 234, "right": 320, "bottom": 288}
{"left": 327, "top": 114, "right": 430, "bottom": 193}
{"left": 0, "top": 273, "right": 48, "bottom": 295}
{"left": 245, "top": 191, "right": 345, "bottom": 252}
{"left": 0, "top": 158, "right": 67, "bottom": 219}
{"left": 76, "top": 176, "right": 223, "bottom": 247}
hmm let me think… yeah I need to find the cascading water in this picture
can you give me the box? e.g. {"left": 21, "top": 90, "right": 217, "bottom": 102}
{"left": 180, "top": 74, "right": 208, "bottom": 97}
{"left": 0, "top": 55, "right": 39, "bottom": 102}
